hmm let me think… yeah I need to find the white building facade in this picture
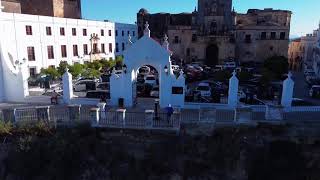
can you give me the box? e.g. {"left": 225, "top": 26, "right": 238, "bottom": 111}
{"left": 0, "top": 12, "right": 137, "bottom": 77}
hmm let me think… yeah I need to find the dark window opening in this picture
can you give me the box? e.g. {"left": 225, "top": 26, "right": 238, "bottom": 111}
{"left": 261, "top": 32, "right": 267, "bottom": 40}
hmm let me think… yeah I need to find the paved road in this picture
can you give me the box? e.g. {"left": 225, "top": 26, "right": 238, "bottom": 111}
{"left": 293, "top": 71, "right": 320, "bottom": 105}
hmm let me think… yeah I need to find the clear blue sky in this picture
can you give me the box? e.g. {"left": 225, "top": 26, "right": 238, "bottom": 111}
{"left": 82, "top": 0, "right": 320, "bottom": 37}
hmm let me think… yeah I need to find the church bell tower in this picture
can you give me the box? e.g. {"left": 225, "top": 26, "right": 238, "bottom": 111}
{"left": 197, "top": 0, "right": 233, "bottom": 35}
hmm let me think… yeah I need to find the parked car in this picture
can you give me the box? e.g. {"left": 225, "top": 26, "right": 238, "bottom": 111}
{"left": 137, "top": 74, "right": 145, "bottom": 83}
{"left": 86, "top": 90, "right": 110, "bottom": 99}
{"left": 42, "top": 89, "right": 63, "bottom": 96}
{"left": 150, "top": 86, "right": 159, "bottom": 97}
{"left": 223, "top": 61, "right": 236, "bottom": 69}
{"left": 309, "top": 85, "right": 320, "bottom": 98}
{"left": 304, "top": 70, "right": 315, "bottom": 77}
{"left": 138, "top": 66, "right": 151, "bottom": 76}
{"left": 73, "top": 80, "right": 96, "bottom": 92}
{"left": 144, "top": 75, "right": 157, "bottom": 86}
{"left": 96, "top": 82, "right": 109, "bottom": 91}
{"left": 292, "top": 98, "right": 314, "bottom": 106}
{"left": 195, "top": 83, "right": 212, "bottom": 97}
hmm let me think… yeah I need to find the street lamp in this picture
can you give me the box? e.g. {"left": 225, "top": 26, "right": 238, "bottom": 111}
{"left": 122, "top": 64, "right": 127, "bottom": 74}
{"left": 164, "top": 65, "right": 168, "bottom": 75}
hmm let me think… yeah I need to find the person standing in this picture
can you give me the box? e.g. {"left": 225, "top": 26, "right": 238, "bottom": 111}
{"left": 165, "top": 104, "right": 174, "bottom": 124}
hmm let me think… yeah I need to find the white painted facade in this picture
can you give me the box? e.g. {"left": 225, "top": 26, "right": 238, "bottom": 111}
{"left": 0, "top": 11, "right": 137, "bottom": 76}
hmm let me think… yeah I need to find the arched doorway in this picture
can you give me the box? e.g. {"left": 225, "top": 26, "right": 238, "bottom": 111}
{"left": 206, "top": 44, "right": 219, "bottom": 67}
{"left": 134, "top": 65, "right": 160, "bottom": 107}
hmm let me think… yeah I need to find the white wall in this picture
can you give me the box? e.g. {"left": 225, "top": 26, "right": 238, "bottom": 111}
{"left": 115, "top": 23, "right": 138, "bottom": 56}
{"left": 0, "top": 12, "right": 137, "bottom": 76}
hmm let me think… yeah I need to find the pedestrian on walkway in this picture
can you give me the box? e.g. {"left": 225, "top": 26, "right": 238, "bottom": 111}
{"left": 165, "top": 104, "right": 174, "bottom": 124}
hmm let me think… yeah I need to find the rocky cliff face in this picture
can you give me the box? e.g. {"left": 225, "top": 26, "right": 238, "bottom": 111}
{"left": 0, "top": 124, "right": 319, "bottom": 180}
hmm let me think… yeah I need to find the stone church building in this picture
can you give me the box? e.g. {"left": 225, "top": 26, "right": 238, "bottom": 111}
{"left": 1, "top": 0, "right": 81, "bottom": 19}
{"left": 137, "top": 0, "right": 292, "bottom": 66}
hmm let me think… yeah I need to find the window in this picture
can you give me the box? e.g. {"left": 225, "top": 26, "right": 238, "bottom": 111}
{"left": 83, "top": 29, "right": 87, "bottom": 36}
{"left": 46, "top": 26, "right": 52, "bottom": 36}
{"left": 245, "top": 34, "right": 251, "bottom": 43}
{"left": 122, "top": 30, "right": 124, "bottom": 36}
{"left": 174, "top": 36, "right": 179, "bottom": 44}
{"left": 109, "top": 43, "right": 113, "bottom": 53}
{"left": 73, "top": 45, "right": 78, "bottom": 56}
{"left": 116, "top": 30, "right": 118, "bottom": 36}
{"left": 280, "top": 32, "right": 286, "bottom": 40}
{"left": 72, "top": 28, "right": 77, "bottom": 36}
{"left": 101, "top": 29, "right": 104, "bottom": 36}
{"left": 60, "top": 27, "right": 65, "bottom": 36}
{"left": 49, "top": 65, "right": 55, "bottom": 69}
{"left": 109, "top": 30, "right": 112, "bottom": 36}
{"left": 61, "top": 45, "right": 67, "bottom": 58}
{"left": 116, "top": 43, "right": 119, "bottom": 52}
{"left": 27, "top": 46, "right": 35, "bottom": 61}
{"left": 101, "top": 43, "right": 105, "bottom": 53}
{"left": 83, "top": 44, "right": 88, "bottom": 55}
{"left": 172, "top": 87, "right": 183, "bottom": 94}
{"left": 93, "top": 43, "right": 98, "bottom": 54}
{"left": 26, "top": 25, "right": 32, "bottom": 35}
{"left": 47, "top": 46, "right": 54, "bottom": 59}
{"left": 132, "top": 31, "right": 135, "bottom": 37}
{"left": 29, "top": 67, "right": 36, "bottom": 77}
{"left": 271, "top": 32, "right": 276, "bottom": 39}
{"left": 261, "top": 32, "right": 267, "bottom": 40}
{"left": 122, "top": 43, "right": 125, "bottom": 51}
{"left": 127, "top": 31, "right": 130, "bottom": 36}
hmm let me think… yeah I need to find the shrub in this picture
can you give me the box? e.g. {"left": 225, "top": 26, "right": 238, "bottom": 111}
{"left": 0, "top": 120, "right": 13, "bottom": 136}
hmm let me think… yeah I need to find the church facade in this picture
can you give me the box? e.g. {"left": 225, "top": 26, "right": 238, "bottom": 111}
{"left": 137, "top": 0, "right": 291, "bottom": 66}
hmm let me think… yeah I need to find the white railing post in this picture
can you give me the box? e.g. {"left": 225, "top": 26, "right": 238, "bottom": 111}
{"left": 90, "top": 107, "right": 100, "bottom": 127}
{"left": 145, "top": 110, "right": 154, "bottom": 128}
{"left": 117, "top": 109, "right": 126, "bottom": 127}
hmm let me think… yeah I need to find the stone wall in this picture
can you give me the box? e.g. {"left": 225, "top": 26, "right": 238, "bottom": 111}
{"left": 2, "top": 0, "right": 21, "bottom": 13}
{"left": 20, "top": 0, "right": 54, "bottom": 17}
{"left": 2, "top": 0, "right": 81, "bottom": 19}
{"left": 53, "top": 0, "right": 81, "bottom": 19}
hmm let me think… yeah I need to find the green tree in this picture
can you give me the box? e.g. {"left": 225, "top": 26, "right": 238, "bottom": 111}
{"left": 57, "top": 61, "right": 69, "bottom": 77}
{"left": 87, "top": 61, "right": 102, "bottom": 71}
{"left": 68, "top": 64, "right": 84, "bottom": 78}
{"left": 115, "top": 56, "right": 124, "bottom": 68}
{"left": 212, "top": 70, "right": 231, "bottom": 82}
{"left": 82, "top": 68, "right": 100, "bottom": 79}
{"left": 40, "top": 67, "right": 59, "bottom": 80}
{"left": 238, "top": 71, "right": 253, "bottom": 82}
{"left": 263, "top": 56, "right": 289, "bottom": 79}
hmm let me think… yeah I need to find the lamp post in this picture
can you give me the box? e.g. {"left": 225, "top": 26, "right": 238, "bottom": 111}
{"left": 164, "top": 65, "right": 168, "bottom": 75}
{"left": 122, "top": 64, "right": 127, "bottom": 74}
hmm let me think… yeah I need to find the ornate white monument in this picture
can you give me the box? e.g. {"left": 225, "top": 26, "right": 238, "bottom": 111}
{"left": 110, "top": 22, "right": 186, "bottom": 108}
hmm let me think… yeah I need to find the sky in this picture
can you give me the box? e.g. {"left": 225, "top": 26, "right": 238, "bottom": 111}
{"left": 81, "top": 0, "right": 320, "bottom": 38}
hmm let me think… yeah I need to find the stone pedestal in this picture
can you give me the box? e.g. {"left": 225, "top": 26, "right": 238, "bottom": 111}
{"left": 90, "top": 107, "right": 100, "bottom": 127}
{"left": 228, "top": 71, "right": 239, "bottom": 107}
{"left": 97, "top": 102, "right": 107, "bottom": 120}
{"left": 117, "top": 109, "right": 126, "bottom": 126}
{"left": 145, "top": 110, "right": 154, "bottom": 128}
{"left": 281, "top": 72, "right": 295, "bottom": 107}
{"left": 63, "top": 69, "right": 73, "bottom": 104}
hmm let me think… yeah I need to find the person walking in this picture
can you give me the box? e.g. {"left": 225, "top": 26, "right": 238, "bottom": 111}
{"left": 165, "top": 104, "right": 174, "bottom": 125}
